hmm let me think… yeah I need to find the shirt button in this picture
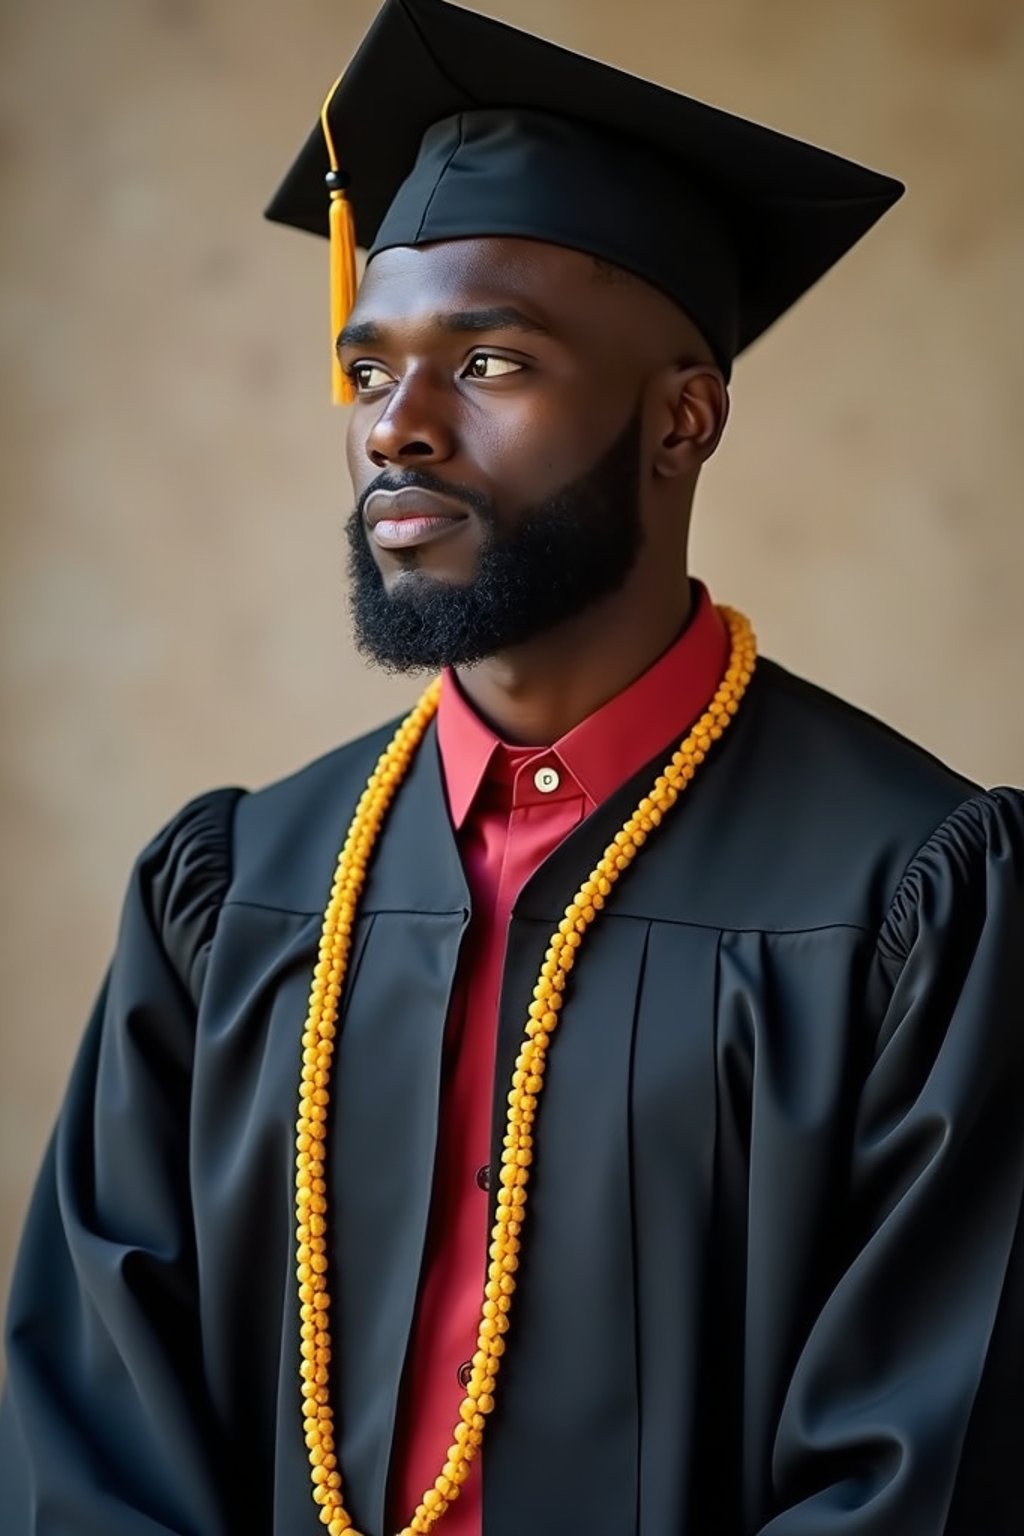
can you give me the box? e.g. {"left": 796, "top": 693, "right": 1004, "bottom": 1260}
{"left": 457, "top": 1360, "right": 473, "bottom": 1389}
{"left": 475, "top": 1164, "right": 491, "bottom": 1193}
{"left": 534, "top": 764, "right": 560, "bottom": 794}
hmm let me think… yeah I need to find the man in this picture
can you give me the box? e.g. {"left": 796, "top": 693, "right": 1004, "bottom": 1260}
{"left": 2, "top": 1, "right": 1022, "bottom": 1532}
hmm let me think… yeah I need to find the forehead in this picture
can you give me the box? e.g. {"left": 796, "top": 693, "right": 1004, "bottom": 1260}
{"left": 353, "top": 236, "right": 619, "bottom": 333}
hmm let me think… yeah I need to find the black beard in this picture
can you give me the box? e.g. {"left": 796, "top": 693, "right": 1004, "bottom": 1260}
{"left": 346, "top": 408, "right": 644, "bottom": 674}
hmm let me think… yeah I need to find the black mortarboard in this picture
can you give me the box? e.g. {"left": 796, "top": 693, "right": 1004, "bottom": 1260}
{"left": 265, "top": 0, "right": 904, "bottom": 398}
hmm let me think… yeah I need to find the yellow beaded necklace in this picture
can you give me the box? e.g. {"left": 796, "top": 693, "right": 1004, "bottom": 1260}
{"left": 295, "top": 606, "right": 757, "bottom": 1536}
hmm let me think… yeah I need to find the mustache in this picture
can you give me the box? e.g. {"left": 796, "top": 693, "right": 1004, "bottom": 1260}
{"left": 356, "top": 468, "right": 494, "bottom": 520}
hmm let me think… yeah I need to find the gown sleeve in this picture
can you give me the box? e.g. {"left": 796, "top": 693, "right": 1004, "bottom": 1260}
{"left": 0, "top": 787, "right": 243, "bottom": 1536}
{"left": 759, "top": 786, "right": 1024, "bottom": 1536}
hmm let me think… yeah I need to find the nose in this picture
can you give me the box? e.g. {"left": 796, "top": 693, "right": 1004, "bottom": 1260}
{"left": 364, "top": 375, "right": 455, "bottom": 469}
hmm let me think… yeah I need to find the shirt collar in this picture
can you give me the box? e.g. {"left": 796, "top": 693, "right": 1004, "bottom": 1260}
{"left": 436, "top": 581, "right": 729, "bottom": 830}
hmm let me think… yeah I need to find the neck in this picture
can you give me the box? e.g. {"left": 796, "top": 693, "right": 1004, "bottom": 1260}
{"left": 453, "top": 572, "right": 693, "bottom": 746}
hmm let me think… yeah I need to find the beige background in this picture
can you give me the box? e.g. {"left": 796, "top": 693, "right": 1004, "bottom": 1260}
{"left": 1, "top": 0, "right": 1022, "bottom": 1315}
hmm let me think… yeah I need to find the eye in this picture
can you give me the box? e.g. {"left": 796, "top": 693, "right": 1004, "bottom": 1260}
{"left": 463, "top": 354, "right": 524, "bottom": 380}
{"left": 349, "top": 362, "right": 395, "bottom": 393}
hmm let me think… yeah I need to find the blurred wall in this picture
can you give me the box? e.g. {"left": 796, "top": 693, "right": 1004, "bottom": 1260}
{"left": 1, "top": 0, "right": 1022, "bottom": 1311}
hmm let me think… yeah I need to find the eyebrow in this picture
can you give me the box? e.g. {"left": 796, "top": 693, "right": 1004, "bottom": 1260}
{"left": 337, "top": 305, "right": 551, "bottom": 352}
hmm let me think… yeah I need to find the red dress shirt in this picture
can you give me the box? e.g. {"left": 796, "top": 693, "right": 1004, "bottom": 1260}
{"left": 388, "top": 584, "right": 728, "bottom": 1534}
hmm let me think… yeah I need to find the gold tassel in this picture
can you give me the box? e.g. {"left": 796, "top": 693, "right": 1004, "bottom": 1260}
{"left": 327, "top": 181, "right": 357, "bottom": 404}
{"left": 321, "top": 76, "right": 357, "bottom": 405}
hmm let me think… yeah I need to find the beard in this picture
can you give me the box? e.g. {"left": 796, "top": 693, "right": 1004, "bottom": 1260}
{"left": 346, "top": 407, "right": 645, "bottom": 674}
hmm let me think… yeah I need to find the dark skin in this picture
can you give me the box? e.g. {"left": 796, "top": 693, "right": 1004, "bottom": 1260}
{"left": 342, "top": 236, "right": 729, "bottom": 745}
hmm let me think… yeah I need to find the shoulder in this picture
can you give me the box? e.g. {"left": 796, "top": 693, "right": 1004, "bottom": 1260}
{"left": 127, "top": 714, "right": 411, "bottom": 978}
{"left": 878, "top": 784, "right": 1024, "bottom": 962}
{"left": 130, "top": 785, "right": 245, "bottom": 996}
{"left": 228, "top": 713, "right": 410, "bottom": 914}
{"left": 681, "top": 659, "right": 1010, "bottom": 932}
{"left": 748, "top": 658, "right": 979, "bottom": 819}
{"left": 92, "top": 710, "right": 417, "bottom": 1014}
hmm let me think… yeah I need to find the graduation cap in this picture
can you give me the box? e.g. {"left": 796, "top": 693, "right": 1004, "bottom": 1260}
{"left": 265, "top": 0, "right": 904, "bottom": 402}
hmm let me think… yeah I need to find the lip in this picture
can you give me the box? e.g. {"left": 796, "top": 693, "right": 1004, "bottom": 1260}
{"left": 364, "top": 486, "right": 471, "bottom": 528}
{"left": 364, "top": 486, "right": 472, "bottom": 551}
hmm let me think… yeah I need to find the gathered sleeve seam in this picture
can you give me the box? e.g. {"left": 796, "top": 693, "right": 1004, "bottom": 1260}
{"left": 149, "top": 785, "right": 247, "bottom": 1004}
{"left": 873, "top": 787, "right": 1020, "bottom": 974}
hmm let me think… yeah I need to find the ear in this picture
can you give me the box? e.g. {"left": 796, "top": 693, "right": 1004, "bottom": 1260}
{"left": 652, "top": 364, "right": 730, "bottom": 479}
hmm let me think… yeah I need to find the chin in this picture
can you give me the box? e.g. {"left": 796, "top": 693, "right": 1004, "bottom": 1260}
{"left": 380, "top": 555, "right": 477, "bottom": 595}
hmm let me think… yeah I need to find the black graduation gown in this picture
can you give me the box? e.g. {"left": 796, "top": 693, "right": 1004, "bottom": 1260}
{"left": 3, "top": 658, "right": 1024, "bottom": 1536}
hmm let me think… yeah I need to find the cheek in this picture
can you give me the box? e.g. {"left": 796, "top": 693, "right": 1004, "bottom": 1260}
{"left": 468, "top": 398, "right": 601, "bottom": 503}
{"left": 345, "top": 420, "right": 365, "bottom": 490}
